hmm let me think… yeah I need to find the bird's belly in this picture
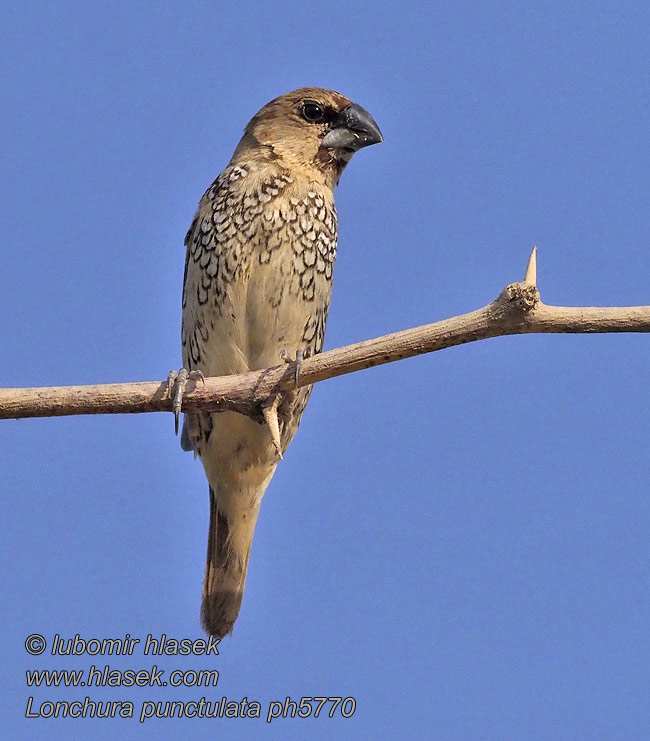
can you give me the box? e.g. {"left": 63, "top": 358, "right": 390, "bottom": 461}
{"left": 199, "top": 259, "right": 329, "bottom": 376}
{"left": 191, "top": 255, "right": 330, "bottom": 483}
{"left": 246, "top": 273, "right": 320, "bottom": 369}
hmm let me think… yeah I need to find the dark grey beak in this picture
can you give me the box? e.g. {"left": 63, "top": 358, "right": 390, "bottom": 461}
{"left": 321, "top": 102, "right": 383, "bottom": 151}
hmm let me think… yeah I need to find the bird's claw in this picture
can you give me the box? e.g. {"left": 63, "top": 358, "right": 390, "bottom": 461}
{"left": 167, "top": 368, "right": 205, "bottom": 435}
{"left": 280, "top": 348, "right": 308, "bottom": 388}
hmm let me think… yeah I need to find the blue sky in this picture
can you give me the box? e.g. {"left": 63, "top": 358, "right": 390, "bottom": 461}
{"left": 2, "top": 1, "right": 649, "bottom": 738}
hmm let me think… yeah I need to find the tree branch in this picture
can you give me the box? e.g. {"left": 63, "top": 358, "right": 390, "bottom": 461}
{"left": 2, "top": 250, "right": 648, "bottom": 421}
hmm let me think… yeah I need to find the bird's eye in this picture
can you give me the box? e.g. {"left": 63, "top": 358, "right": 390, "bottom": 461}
{"left": 301, "top": 101, "right": 326, "bottom": 123}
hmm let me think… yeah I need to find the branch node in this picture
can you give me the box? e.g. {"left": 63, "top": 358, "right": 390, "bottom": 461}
{"left": 501, "top": 282, "right": 541, "bottom": 312}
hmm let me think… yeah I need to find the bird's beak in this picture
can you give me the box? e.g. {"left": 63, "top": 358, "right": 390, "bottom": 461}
{"left": 321, "top": 103, "right": 383, "bottom": 151}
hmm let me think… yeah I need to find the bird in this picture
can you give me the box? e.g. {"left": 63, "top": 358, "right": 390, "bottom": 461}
{"left": 173, "top": 88, "right": 382, "bottom": 639}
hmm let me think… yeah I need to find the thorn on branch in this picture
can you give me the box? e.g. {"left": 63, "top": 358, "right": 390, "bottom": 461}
{"left": 261, "top": 395, "right": 283, "bottom": 460}
{"left": 524, "top": 246, "right": 537, "bottom": 286}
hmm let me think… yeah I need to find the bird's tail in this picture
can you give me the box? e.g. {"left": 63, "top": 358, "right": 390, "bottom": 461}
{"left": 201, "top": 486, "right": 262, "bottom": 639}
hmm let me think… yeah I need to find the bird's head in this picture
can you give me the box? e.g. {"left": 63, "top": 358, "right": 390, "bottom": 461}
{"left": 231, "top": 87, "right": 383, "bottom": 187}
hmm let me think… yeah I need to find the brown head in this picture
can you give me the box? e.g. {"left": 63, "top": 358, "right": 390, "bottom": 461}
{"left": 230, "top": 87, "right": 383, "bottom": 188}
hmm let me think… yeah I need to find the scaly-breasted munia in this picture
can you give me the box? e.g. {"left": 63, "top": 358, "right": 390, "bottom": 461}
{"left": 175, "top": 88, "right": 382, "bottom": 638}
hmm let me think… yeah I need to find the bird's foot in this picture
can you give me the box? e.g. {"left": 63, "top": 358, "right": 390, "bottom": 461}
{"left": 167, "top": 368, "right": 205, "bottom": 435}
{"left": 280, "top": 346, "right": 312, "bottom": 388}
